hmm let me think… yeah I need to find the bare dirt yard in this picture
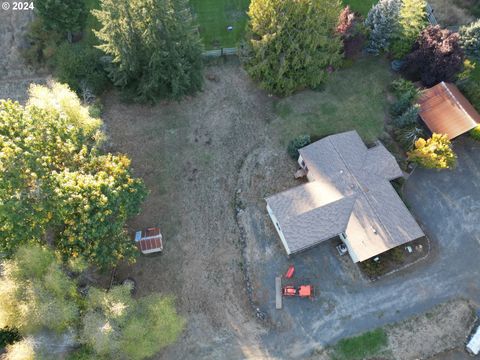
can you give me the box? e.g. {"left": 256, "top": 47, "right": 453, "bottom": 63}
{"left": 104, "top": 60, "right": 276, "bottom": 359}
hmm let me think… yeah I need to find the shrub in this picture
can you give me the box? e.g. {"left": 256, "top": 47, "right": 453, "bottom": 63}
{"left": 407, "top": 133, "right": 457, "bottom": 169}
{"left": 390, "top": 0, "right": 428, "bottom": 59}
{"left": 470, "top": 125, "right": 480, "bottom": 141}
{"left": 35, "top": 0, "right": 87, "bottom": 35}
{"left": 22, "top": 18, "right": 63, "bottom": 67}
{"left": 287, "top": 135, "right": 311, "bottom": 159}
{"left": 394, "top": 104, "right": 420, "bottom": 128}
{"left": 458, "top": 78, "right": 480, "bottom": 112}
{"left": 365, "top": 0, "right": 402, "bottom": 54}
{"left": 337, "top": 6, "right": 356, "bottom": 36}
{"left": 391, "top": 247, "right": 405, "bottom": 262}
{"left": 459, "top": 20, "right": 480, "bottom": 60}
{"left": 54, "top": 42, "right": 110, "bottom": 96}
{"left": 390, "top": 94, "right": 413, "bottom": 117}
{"left": 395, "top": 124, "right": 426, "bottom": 150}
{"left": 404, "top": 26, "right": 465, "bottom": 86}
{"left": 390, "top": 78, "right": 419, "bottom": 99}
{"left": 0, "top": 327, "right": 21, "bottom": 348}
{"left": 360, "top": 259, "right": 385, "bottom": 277}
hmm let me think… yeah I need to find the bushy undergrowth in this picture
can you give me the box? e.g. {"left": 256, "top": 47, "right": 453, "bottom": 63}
{"left": 54, "top": 42, "right": 110, "bottom": 96}
{"left": 287, "top": 135, "right": 311, "bottom": 160}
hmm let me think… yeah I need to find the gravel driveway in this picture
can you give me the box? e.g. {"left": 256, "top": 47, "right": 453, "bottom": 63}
{"left": 240, "top": 136, "right": 480, "bottom": 358}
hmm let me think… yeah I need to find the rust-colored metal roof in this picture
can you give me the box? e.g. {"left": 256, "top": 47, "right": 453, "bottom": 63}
{"left": 418, "top": 82, "right": 479, "bottom": 140}
{"left": 134, "top": 227, "right": 163, "bottom": 254}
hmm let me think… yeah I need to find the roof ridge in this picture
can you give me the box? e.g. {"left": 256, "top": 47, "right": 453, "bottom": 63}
{"left": 328, "top": 136, "right": 395, "bottom": 242}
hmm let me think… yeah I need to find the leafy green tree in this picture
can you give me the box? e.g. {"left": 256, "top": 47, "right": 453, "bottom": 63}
{"left": 459, "top": 20, "right": 480, "bottom": 60}
{"left": 241, "top": 0, "right": 343, "bottom": 96}
{"left": 0, "top": 245, "right": 184, "bottom": 360}
{"left": 35, "top": 0, "right": 87, "bottom": 35}
{"left": 93, "top": 0, "right": 203, "bottom": 102}
{"left": 391, "top": 0, "right": 428, "bottom": 58}
{"left": 79, "top": 285, "right": 185, "bottom": 359}
{"left": 365, "top": 0, "right": 402, "bottom": 54}
{"left": 407, "top": 133, "right": 457, "bottom": 169}
{"left": 0, "top": 245, "right": 79, "bottom": 334}
{"left": 0, "top": 82, "right": 146, "bottom": 267}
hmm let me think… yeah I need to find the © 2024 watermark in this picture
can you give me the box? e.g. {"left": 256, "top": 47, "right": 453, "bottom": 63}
{"left": 2, "top": 1, "right": 34, "bottom": 11}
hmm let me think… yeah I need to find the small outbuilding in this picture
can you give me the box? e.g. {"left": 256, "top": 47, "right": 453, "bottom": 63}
{"left": 134, "top": 227, "right": 163, "bottom": 254}
{"left": 418, "top": 82, "right": 479, "bottom": 140}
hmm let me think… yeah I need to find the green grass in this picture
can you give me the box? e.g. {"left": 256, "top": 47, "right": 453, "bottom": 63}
{"left": 190, "top": 0, "right": 377, "bottom": 49}
{"left": 272, "top": 57, "right": 393, "bottom": 146}
{"left": 190, "top": 0, "right": 249, "bottom": 49}
{"left": 331, "top": 328, "right": 388, "bottom": 360}
{"left": 342, "top": 0, "right": 377, "bottom": 16}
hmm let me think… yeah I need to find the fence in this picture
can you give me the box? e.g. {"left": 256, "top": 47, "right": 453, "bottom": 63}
{"left": 202, "top": 47, "right": 238, "bottom": 58}
{"left": 426, "top": 3, "right": 438, "bottom": 25}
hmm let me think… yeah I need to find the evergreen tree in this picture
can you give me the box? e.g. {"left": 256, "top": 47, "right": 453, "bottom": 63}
{"left": 241, "top": 0, "right": 343, "bottom": 96}
{"left": 407, "top": 133, "right": 457, "bottom": 169}
{"left": 391, "top": 0, "right": 428, "bottom": 58}
{"left": 365, "top": 0, "right": 402, "bottom": 54}
{"left": 35, "top": 0, "right": 87, "bottom": 35}
{"left": 0, "top": 83, "right": 146, "bottom": 267}
{"left": 93, "top": 0, "right": 203, "bottom": 102}
{"left": 459, "top": 20, "right": 480, "bottom": 60}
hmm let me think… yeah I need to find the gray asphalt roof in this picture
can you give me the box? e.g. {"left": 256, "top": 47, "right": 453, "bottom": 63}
{"left": 266, "top": 131, "right": 424, "bottom": 261}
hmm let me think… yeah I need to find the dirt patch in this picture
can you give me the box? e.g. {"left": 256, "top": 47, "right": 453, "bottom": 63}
{"left": 386, "top": 299, "right": 476, "bottom": 360}
{"left": 102, "top": 60, "right": 277, "bottom": 359}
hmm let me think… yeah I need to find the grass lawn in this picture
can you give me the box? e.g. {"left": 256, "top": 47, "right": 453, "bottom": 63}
{"left": 331, "top": 328, "right": 388, "bottom": 360}
{"left": 190, "top": 0, "right": 377, "bottom": 49}
{"left": 342, "top": 0, "right": 377, "bottom": 16}
{"left": 190, "top": 0, "right": 249, "bottom": 49}
{"left": 272, "top": 56, "right": 393, "bottom": 146}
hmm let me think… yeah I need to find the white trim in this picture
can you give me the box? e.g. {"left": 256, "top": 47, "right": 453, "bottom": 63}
{"left": 266, "top": 204, "right": 291, "bottom": 254}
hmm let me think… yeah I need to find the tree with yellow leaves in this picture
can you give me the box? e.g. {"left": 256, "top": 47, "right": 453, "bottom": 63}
{"left": 407, "top": 133, "right": 457, "bottom": 169}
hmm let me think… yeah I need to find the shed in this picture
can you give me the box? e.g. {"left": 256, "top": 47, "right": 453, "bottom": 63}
{"left": 134, "top": 227, "right": 163, "bottom": 254}
{"left": 418, "top": 82, "right": 479, "bottom": 140}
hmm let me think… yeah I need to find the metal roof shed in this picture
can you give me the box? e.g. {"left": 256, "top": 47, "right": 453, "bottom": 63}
{"left": 135, "top": 227, "right": 163, "bottom": 254}
{"left": 418, "top": 82, "right": 479, "bottom": 140}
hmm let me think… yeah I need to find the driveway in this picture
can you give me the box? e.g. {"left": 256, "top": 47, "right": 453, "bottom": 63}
{"left": 240, "top": 136, "right": 480, "bottom": 358}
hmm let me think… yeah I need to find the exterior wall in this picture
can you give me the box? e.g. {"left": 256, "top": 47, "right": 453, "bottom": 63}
{"left": 340, "top": 233, "right": 360, "bottom": 263}
{"left": 266, "top": 204, "right": 291, "bottom": 255}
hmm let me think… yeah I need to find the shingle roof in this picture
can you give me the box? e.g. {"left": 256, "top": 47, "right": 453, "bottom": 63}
{"left": 419, "top": 82, "right": 479, "bottom": 140}
{"left": 266, "top": 131, "right": 424, "bottom": 262}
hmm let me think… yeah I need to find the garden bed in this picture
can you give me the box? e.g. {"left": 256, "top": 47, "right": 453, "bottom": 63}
{"left": 359, "top": 236, "right": 429, "bottom": 280}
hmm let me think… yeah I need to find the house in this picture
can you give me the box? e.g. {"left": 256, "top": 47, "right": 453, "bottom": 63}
{"left": 418, "top": 82, "right": 479, "bottom": 140}
{"left": 266, "top": 131, "right": 424, "bottom": 263}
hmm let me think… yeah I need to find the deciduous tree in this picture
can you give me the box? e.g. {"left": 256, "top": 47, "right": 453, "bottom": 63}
{"left": 241, "top": 0, "right": 343, "bottom": 96}
{"left": 404, "top": 25, "right": 465, "bottom": 86}
{"left": 0, "top": 83, "right": 146, "bottom": 267}
{"left": 79, "top": 286, "right": 185, "bottom": 359}
{"left": 407, "top": 133, "right": 457, "bottom": 169}
{"left": 93, "top": 0, "right": 203, "bottom": 102}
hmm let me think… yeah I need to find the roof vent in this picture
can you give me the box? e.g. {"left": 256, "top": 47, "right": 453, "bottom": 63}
{"left": 372, "top": 227, "right": 377, "bottom": 234}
